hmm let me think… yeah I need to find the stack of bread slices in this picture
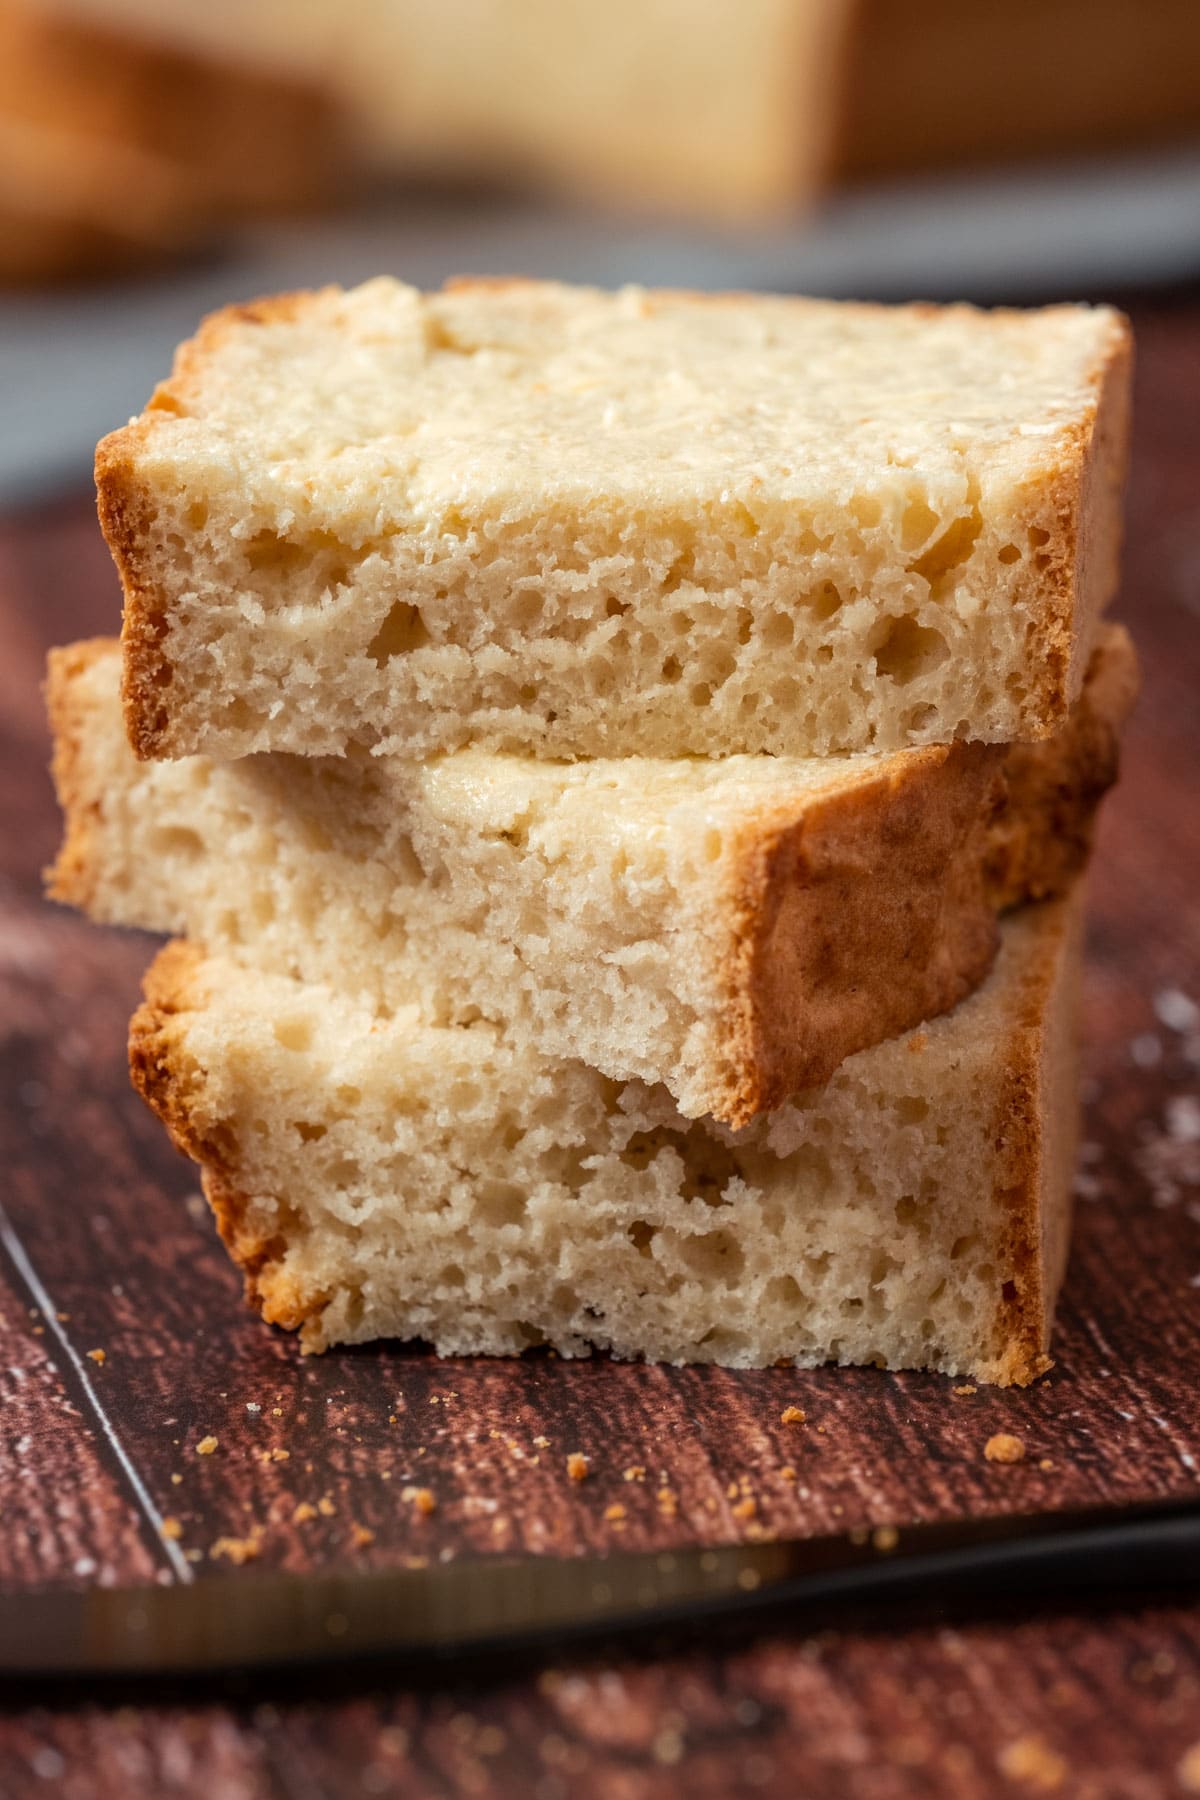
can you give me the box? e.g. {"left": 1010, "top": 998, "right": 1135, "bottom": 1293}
{"left": 48, "top": 279, "right": 1135, "bottom": 1385}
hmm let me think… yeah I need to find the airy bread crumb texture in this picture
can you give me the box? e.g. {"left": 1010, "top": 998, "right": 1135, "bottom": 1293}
{"left": 97, "top": 279, "right": 1131, "bottom": 760}
{"left": 50, "top": 629, "right": 1132, "bottom": 1124}
{"left": 128, "top": 896, "right": 1083, "bottom": 1385}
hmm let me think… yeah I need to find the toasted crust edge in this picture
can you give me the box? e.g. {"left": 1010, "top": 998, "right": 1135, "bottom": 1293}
{"left": 717, "top": 741, "right": 1002, "bottom": 1129}
{"left": 44, "top": 636, "right": 115, "bottom": 910}
{"left": 97, "top": 287, "right": 321, "bottom": 759}
{"left": 128, "top": 940, "right": 329, "bottom": 1340}
{"left": 975, "top": 890, "right": 1084, "bottom": 1387}
{"left": 716, "top": 624, "right": 1135, "bottom": 1129}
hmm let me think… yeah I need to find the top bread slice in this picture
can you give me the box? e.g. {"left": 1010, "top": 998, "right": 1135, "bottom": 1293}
{"left": 96, "top": 279, "right": 1131, "bottom": 762}
{"left": 48, "top": 625, "right": 1135, "bottom": 1127}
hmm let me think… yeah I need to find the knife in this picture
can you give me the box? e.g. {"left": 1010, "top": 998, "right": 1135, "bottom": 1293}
{"left": 4, "top": 1497, "right": 1197, "bottom": 1679}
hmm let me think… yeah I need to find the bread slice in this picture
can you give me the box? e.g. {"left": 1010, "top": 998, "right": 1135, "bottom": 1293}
{"left": 0, "top": 2, "right": 337, "bottom": 219}
{"left": 96, "top": 279, "right": 1131, "bottom": 762}
{"left": 128, "top": 893, "right": 1084, "bottom": 1383}
{"left": 361, "top": 0, "right": 1200, "bottom": 219}
{"left": 0, "top": 109, "right": 204, "bottom": 284}
{"left": 48, "top": 627, "right": 1133, "bottom": 1126}
{"left": 44, "top": 0, "right": 1200, "bottom": 224}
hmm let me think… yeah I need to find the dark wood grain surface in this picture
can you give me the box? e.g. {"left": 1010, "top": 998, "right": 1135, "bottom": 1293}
{"left": 0, "top": 295, "right": 1198, "bottom": 1797}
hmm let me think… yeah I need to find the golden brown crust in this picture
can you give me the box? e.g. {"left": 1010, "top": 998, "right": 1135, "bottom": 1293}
{"left": 129, "top": 941, "right": 328, "bottom": 1339}
{"left": 721, "top": 742, "right": 1004, "bottom": 1129}
{"left": 886, "top": 894, "right": 1081, "bottom": 1388}
{"left": 985, "top": 624, "right": 1137, "bottom": 906}
{"left": 97, "top": 286, "right": 332, "bottom": 758}
{"left": 43, "top": 637, "right": 114, "bottom": 907}
{"left": 1017, "top": 315, "right": 1132, "bottom": 728}
{"left": 975, "top": 893, "right": 1084, "bottom": 1386}
{"left": 94, "top": 437, "right": 169, "bottom": 762}
{"left": 717, "top": 626, "right": 1133, "bottom": 1129}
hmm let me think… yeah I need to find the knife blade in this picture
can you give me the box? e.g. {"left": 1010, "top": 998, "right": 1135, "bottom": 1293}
{"left": 4, "top": 1497, "right": 1197, "bottom": 1679}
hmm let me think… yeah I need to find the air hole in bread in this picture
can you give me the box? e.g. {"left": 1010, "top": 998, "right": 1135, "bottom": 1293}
{"left": 809, "top": 581, "right": 843, "bottom": 622}
{"left": 628, "top": 1219, "right": 657, "bottom": 1256}
{"left": 872, "top": 616, "right": 948, "bottom": 686}
{"left": 368, "top": 600, "right": 432, "bottom": 665}
{"left": 152, "top": 825, "right": 204, "bottom": 859}
{"left": 901, "top": 493, "right": 941, "bottom": 552}
{"left": 909, "top": 504, "right": 983, "bottom": 586}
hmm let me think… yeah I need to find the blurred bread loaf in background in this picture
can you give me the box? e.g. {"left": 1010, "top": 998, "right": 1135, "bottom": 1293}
{"left": 0, "top": 0, "right": 338, "bottom": 282}
{"left": 5, "top": 0, "right": 1200, "bottom": 281}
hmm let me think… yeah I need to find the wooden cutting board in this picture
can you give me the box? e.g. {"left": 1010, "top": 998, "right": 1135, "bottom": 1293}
{"left": 0, "top": 294, "right": 1197, "bottom": 1798}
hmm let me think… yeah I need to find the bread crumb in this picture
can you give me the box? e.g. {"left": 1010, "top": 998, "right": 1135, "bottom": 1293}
{"left": 604, "top": 1503, "right": 627, "bottom": 1524}
{"left": 623, "top": 1466, "right": 646, "bottom": 1482}
{"left": 257, "top": 1447, "right": 290, "bottom": 1463}
{"left": 404, "top": 1486, "right": 436, "bottom": 1515}
{"left": 780, "top": 1406, "right": 806, "bottom": 1424}
{"left": 985, "top": 1433, "right": 1026, "bottom": 1464}
{"left": 732, "top": 1496, "right": 758, "bottom": 1521}
{"left": 653, "top": 1727, "right": 685, "bottom": 1766}
{"left": 159, "top": 1517, "right": 182, "bottom": 1541}
{"left": 170, "top": 1473, "right": 182, "bottom": 1486}
{"left": 210, "top": 1534, "right": 261, "bottom": 1565}
{"left": 998, "top": 1733, "right": 1067, "bottom": 1790}
{"left": 872, "top": 1524, "right": 899, "bottom": 1552}
{"left": 656, "top": 1487, "right": 678, "bottom": 1513}
{"left": 293, "top": 1502, "right": 318, "bottom": 1524}
{"left": 86, "top": 1349, "right": 106, "bottom": 1366}
{"left": 351, "top": 1524, "right": 375, "bottom": 1549}
{"left": 1177, "top": 1743, "right": 1200, "bottom": 1793}
{"left": 779, "top": 1466, "right": 797, "bottom": 1483}
{"left": 195, "top": 1435, "right": 218, "bottom": 1456}
{"left": 952, "top": 1385, "right": 977, "bottom": 1397}
{"left": 567, "top": 1453, "right": 589, "bottom": 1482}
{"left": 1039, "top": 1458, "right": 1055, "bottom": 1472}
{"left": 533, "top": 1435, "right": 550, "bottom": 1448}
{"left": 317, "top": 1496, "right": 336, "bottom": 1517}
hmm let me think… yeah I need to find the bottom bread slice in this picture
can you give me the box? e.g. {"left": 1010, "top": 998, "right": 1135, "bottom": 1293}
{"left": 129, "top": 896, "right": 1083, "bottom": 1385}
